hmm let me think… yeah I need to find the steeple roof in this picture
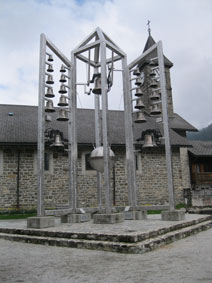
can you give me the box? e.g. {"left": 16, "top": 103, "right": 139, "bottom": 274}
{"left": 138, "top": 34, "right": 173, "bottom": 68}
{"left": 143, "top": 35, "right": 156, "bottom": 53}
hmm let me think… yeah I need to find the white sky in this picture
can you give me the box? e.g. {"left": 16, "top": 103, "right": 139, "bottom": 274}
{"left": 0, "top": 0, "right": 212, "bottom": 129}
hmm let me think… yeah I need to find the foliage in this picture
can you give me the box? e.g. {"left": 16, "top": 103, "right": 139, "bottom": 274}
{"left": 187, "top": 123, "right": 212, "bottom": 141}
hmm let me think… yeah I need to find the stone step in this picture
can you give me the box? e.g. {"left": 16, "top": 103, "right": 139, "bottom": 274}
{"left": 0, "top": 215, "right": 211, "bottom": 244}
{"left": 0, "top": 219, "right": 211, "bottom": 254}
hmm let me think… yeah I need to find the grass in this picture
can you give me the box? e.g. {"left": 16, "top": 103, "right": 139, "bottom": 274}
{"left": 0, "top": 209, "right": 36, "bottom": 220}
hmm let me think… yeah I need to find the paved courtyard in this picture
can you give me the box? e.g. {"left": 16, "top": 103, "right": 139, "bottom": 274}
{"left": 0, "top": 220, "right": 211, "bottom": 283}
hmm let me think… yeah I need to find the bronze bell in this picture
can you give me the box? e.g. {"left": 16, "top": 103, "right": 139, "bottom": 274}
{"left": 92, "top": 76, "right": 101, "bottom": 94}
{"left": 46, "top": 74, "right": 54, "bottom": 84}
{"left": 60, "top": 64, "right": 66, "bottom": 73}
{"left": 51, "top": 134, "right": 64, "bottom": 147}
{"left": 57, "top": 109, "right": 69, "bottom": 121}
{"left": 149, "top": 70, "right": 156, "bottom": 77}
{"left": 149, "top": 79, "right": 158, "bottom": 88}
{"left": 135, "top": 77, "right": 142, "bottom": 86}
{"left": 134, "top": 111, "right": 146, "bottom": 123}
{"left": 149, "top": 91, "right": 160, "bottom": 100}
{"left": 59, "top": 84, "right": 67, "bottom": 94}
{"left": 150, "top": 104, "right": 161, "bottom": 115}
{"left": 135, "top": 87, "right": 143, "bottom": 97}
{"left": 133, "top": 68, "right": 141, "bottom": 76}
{"left": 46, "top": 64, "right": 54, "bottom": 72}
{"left": 59, "top": 74, "right": 67, "bottom": 83}
{"left": 143, "top": 134, "right": 156, "bottom": 148}
{"left": 58, "top": 95, "right": 68, "bottom": 106}
{"left": 47, "top": 54, "right": 53, "bottom": 62}
{"left": 45, "top": 87, "right": 55, "bottom": 98}
{"left": 45, "top": 100, "right": 55, "bottom": 113}
{"left": 134, "top": 98, "right": 145, "bottom": 109}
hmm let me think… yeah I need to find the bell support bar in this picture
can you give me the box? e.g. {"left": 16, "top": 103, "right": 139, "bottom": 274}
{"left": 45, "top": 35, "right": 71, "bottom": 68}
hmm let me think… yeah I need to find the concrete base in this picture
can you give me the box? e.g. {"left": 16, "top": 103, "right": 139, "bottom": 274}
{"left": 161, "top": 210, "right": 185, "bottom": 221}
{"left": 93, "top": 213, "right": 124, "bottom": 224}
{"left": 124, "top": 210, "right": 147, "bottom": 220}
{"left": 27, "top": 216, "right": 55, "bottom": 229}
{"left": 61, "top": 213, "right": 91, "bottom": 223}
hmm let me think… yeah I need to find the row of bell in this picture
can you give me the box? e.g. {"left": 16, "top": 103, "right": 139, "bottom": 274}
{"left": 45, "top": 101, "right": 69, "bottom": 121}
{"left": 45, "top": 83, "right": 69, "bottom": 98}
{"left": 46, "top": 74, "right": 68, "bottom": 85}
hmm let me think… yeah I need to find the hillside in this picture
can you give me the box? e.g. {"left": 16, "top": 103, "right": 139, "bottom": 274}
{"left": 187, "top": 123, "right": 212, "bottom": 140}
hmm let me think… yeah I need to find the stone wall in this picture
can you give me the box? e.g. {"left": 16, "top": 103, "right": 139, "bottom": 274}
{"left": 0, "top": 145, "right": 185, "bottom": 211}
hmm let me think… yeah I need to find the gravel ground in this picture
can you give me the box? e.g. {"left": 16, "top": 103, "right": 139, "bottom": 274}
{"left": 0, "top": 228, "right": 212, "bottom": 283}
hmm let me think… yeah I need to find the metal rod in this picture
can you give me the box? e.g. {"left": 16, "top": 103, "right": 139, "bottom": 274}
{"left": 122, "top": 56, "right": 137, "bottom": 210}
{"left": 100, "top": 41, "right": 112, "bottom": 214}
{"left": 73, "top": 40, "right": 101, "bottom": 56}
{"left": 157, "top": 41, "right": 175, "bottom": 211}
{"left": 37, "top": 33, "right": 46, "bottom": 217}
{"left": 87, "top": 49, "right": 91, "bottom": 86}
{"left": 76, "top": 54, "right": 97, "bottom": 67}
{"left": 128, "top": 42, "right": 158, "bottom": 70}
{"left": 70, "top": 53, "right": 78, "bottom": 213}
{"left": 46, "top": 38, "right": 71, "bottom": 67}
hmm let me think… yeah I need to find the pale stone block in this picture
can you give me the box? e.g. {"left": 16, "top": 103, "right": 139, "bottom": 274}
{"left": 93, "top": 213, "right": 124, "bottom": 224}
{"left": 61, "top": 213, "right": 91, "bottom": 223}
{"left": 161, "top": 210, "right": 185, "bottom": 221}
{"left": 124, "top": 210, "right": 147, "bottom": 220}
{"left": 27, "top": 216, "right": 55, "bottom": 228}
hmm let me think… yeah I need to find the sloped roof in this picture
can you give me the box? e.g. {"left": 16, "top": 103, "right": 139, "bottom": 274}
{"left": 188, "top": 141, "right": 212, "bottom": 157}
{"left": 138, "top": 35, "right": 173, "bottom": 68}
{"left": 0, "top": 104, "right": 195, "bottom": 148}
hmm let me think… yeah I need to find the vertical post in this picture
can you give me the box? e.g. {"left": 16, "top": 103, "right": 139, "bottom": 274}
{"left": 122, "top": 56, "right": 137, "bottom": 210}
{"left": 100, "top": 41, "right": 111, "bottom": 214}
{"left": 157, "top": 41, "right": 175, "bottom": 211}
{"left": 70, "top": 52, "right": 78, "bottom": 213}
{"left": 37, "top": 33, "right": 46, "bottom": 217}
{"left": 94, "top": 94, "right": 102, "bottom": 209}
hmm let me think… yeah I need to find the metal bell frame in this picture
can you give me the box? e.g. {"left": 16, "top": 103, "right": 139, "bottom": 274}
{"left": 70, "top": 27, "right": 137, "bottom": 214}
{"left": 37, "top": 34, "right": 71, "bottom": 217}
{"left": 128, "top": 40, "right": 176, "bottom": 212}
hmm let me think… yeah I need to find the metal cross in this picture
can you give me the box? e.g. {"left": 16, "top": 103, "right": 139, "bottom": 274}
{"left": 147, "top": 20, "right": 151, "bottom": 36}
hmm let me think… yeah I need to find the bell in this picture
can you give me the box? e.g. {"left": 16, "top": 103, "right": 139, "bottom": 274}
{"left": 134, "top": 111, "right": 146, "bottom": 123}
{"left": 45, "top": 100, "right": 55, "bottom": 113}
{"left": 58, "top": 95, "right": 68, "bottom": 106}
{"left": 57, "top": 109, "right": 69, "bottom": 121}
{"left": 149, "top": 70, "right": 156, "bottom": 77}
{"left": 51, "top": 134, "right": 64, "bottom": 147}
{"left": 59, "top": 84, "right": 67, "bottom": 94}
{"left": 46, "top": 64, "right": 54, "bottom": 72}
{"left": 149, "top": 59, "right": 158, "bottom": 67}
{"left": 134, "top": 98, "right": 145, "bottom": 109}
{"left": 92, "top": 76, "right": 101, "bottom": 94}
{"left": 135, "top": 87, "right": 143, "bottom": 97}
{"left": 149, "top": 79, "right": 158, "bottom": 88}
{"left": 133, "top": 68, "right": 141, "bottom": 76}
{"left": 143, "top": 134, "right": 156, "bottom": 148}
{"left": 150, "top": 104, "right": 161, "bottom": 115}
{"left": 45, "top": 87, "right": 55, "bottom": 98}
{"left": 47, "top": 54, "right": 53, "bottom": 62}
{"left": 135, "top": 77, "right": 142, "bottom": 86}
{"left": 59, "top": 74, "right": 67, "bottom": 83}
{"left": 60, "top": 64, "right": 66, "bottom": 73}
{"left": 46, "top": 74, "right": 54, "bottom": 84}
{"left": 149, "top": 91, "right": 160, "bottom": 100}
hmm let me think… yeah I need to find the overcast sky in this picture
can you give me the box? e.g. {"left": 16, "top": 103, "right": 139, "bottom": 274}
{"left": 0, "top": 0, "right": 212, "bottom": 129}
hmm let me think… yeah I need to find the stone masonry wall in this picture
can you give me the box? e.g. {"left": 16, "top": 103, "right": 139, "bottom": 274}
{"left": 0, "top": 145, "right": 185, "bottom": 211}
